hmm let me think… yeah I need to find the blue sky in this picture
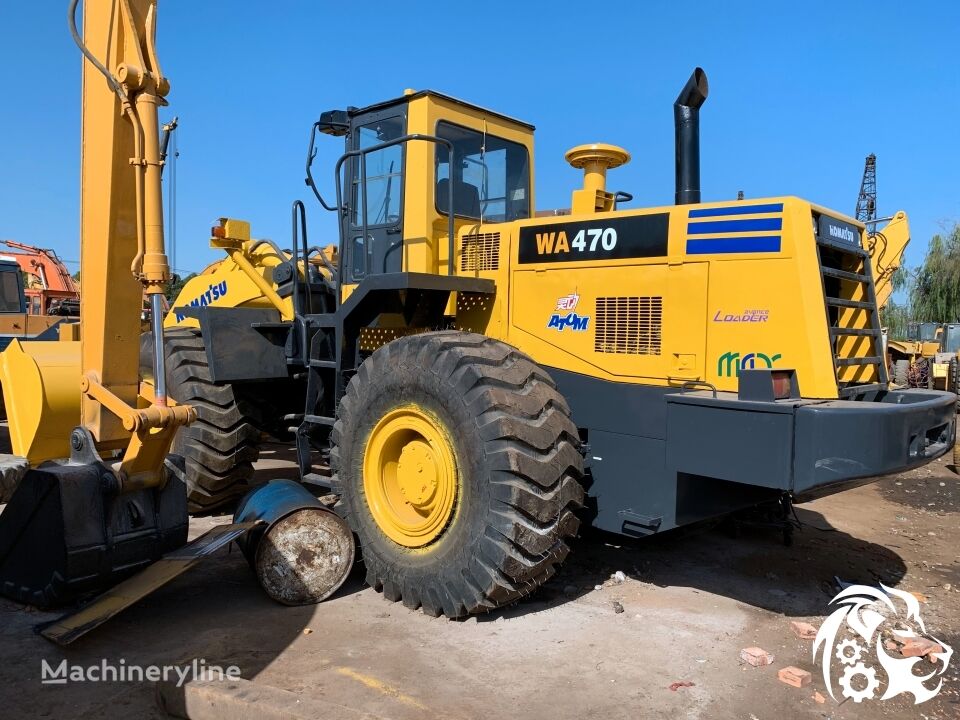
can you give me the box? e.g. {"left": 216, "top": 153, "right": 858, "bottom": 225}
{"left": 1, "top": 1, "right": 957, "bottom": 278}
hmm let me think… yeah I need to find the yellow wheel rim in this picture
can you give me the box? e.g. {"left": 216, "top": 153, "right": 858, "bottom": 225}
{"left": 362, "top": 405, "right": 458, "bottom": 548}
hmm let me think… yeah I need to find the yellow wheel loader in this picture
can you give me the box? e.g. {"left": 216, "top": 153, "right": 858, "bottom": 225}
{"left": 2, "top": 4, "right": 955, "bottom": 620}
{"left": 888, "top": 322, "right": 944, "bottom": 387}
{"left": 150, "top": 70, "right": 955, "bottom": 617}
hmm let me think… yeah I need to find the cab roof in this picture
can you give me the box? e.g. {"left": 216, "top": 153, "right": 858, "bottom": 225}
{"left": 348, "top": 90, "right": 535, "bottom": 131}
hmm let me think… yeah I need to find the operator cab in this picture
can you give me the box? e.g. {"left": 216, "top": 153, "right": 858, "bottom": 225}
{"left": 316, "top": 90, "right": 535, "bottom": 287}
{"left": 940, "top": 324, "right": 960, "bottom": 354}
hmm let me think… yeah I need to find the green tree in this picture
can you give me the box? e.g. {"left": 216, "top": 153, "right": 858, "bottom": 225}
{"left": 880, "top": 265, "right": 912, "bottom": 338}
{"left": 909, "top": 222, "right": 960, "bottom": 323}
{"left": 164, "top": 272, "right": 195, "bottom": 303}
{"left": 880, "top": 299, "right": 911, "bottom": 340}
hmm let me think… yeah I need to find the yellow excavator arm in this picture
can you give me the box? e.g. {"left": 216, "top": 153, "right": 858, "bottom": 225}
{"left": 0, "top": 1, "right": 196, "bottom": 608}
{"left": 868, "top": 210, "right": 910, "bottom": 312}
{"left": 0, "top": 0, "right": 192, "bottom": 477}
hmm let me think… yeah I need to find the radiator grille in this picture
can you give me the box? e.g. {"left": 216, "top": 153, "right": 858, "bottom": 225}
{"left": 594, "top": 296, "right": 663, "bottom": 355}
{"left": 460, "top": 233, "right": 500, "bottom": 271}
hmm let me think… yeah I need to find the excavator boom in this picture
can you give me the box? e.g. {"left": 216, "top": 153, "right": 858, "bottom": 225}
{"left": 0, "top": 0, "right": 193, "bottom": 608}
{"left": 868, "top": 210, "right": 910, "bottom": 312}
{"left": 0, "top": 240, "right": 79, "bottom": 314}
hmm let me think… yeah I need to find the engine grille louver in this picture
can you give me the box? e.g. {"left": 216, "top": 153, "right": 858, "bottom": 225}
{"left": 460, "top": 233, "right": 500, "bottom": 271}
{"left": 594, "top": 296, "right": 663, "bottom": 355}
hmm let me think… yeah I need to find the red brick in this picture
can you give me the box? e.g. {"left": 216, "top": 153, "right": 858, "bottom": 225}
{"left": 778, "top": 666, "right": 812, "bottom": 688}
{"left": 790, "top": 621, "right": 818, "bottom": 640}
{"left": 900, "top": 637, "right": 943, "bottom": 658}
{"left": 740, "top": 647, "right": 775, "bottom": 667}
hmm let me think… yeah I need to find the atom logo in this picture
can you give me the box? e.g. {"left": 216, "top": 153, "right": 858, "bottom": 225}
{"left": 814, "top": 584, "right": 952, "bottom": 704}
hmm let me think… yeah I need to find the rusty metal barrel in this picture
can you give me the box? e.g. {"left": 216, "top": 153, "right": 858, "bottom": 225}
{"left": 234, "top": 479, "right": 355, "bottom": 605}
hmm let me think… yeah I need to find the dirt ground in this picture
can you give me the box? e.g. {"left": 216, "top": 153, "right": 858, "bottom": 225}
{"left": 1, "top": 442, "right": 957, "bottom": 719}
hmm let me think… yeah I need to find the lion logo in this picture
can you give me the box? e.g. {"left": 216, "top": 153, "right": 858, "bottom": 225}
{"left": 814, "top": 584, "right": 952, "bottom": 704}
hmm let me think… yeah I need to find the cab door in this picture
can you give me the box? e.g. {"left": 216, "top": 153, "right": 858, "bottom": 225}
{"left": 341, "top": 108, "right": 407, "bottom": 283}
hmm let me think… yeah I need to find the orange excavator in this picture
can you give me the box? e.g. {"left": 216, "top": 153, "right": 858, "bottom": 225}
{"left": 0, "top": 240, "right": 80, "bottom": 316}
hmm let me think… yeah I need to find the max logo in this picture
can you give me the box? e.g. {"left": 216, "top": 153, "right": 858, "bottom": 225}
{"left": 717, "top": 351, "right": 782, "bottom": 377}
{"left": 548, "top": 313, "right": 589, "bottom": 332}
{"left": 174, "top": 281, "right": 228, "bottom": 322}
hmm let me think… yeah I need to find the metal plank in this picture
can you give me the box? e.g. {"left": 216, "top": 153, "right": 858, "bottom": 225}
{"left": 40, "top": 522, "right": 259, "bottom": 646}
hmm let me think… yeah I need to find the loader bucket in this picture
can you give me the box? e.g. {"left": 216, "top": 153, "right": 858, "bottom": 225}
{"left": 0, "top": 339, "right": 81, "bottom": 464}
{"left": 0, "top": 428, "right": 188, "bottom": 608}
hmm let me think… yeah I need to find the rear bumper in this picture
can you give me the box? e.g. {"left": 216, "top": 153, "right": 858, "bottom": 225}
{"left": 665, "top": 388, "right": 956, "bottom": 499}
{"left": 791, "top": 389, "right": 956, "bottom": 497}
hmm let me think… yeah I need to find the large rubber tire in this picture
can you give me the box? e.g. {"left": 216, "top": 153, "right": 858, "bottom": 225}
{"left": 146, "top": 329, "right": 261, "bottom": 513}
{"left": 331, "top": 331, "right": 585, "bottom": 618}
{"left": 893, "top": 359, "right": 910, "bottom": 386}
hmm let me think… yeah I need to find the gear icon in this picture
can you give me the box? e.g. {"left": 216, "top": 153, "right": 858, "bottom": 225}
{"left": 839, "top": 662, "right": 880, "bottom": 703}
{"left": 835, "top": 638, "right": 865, "bottom": 665}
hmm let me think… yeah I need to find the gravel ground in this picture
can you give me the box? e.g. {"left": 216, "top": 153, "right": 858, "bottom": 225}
{"left": 0, "top": 443, "right": 957, "bottom": 719}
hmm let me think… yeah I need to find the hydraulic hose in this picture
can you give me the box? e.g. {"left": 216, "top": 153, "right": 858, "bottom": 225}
{"left": 69, "top": 0, "right": 168, "bottom": 408}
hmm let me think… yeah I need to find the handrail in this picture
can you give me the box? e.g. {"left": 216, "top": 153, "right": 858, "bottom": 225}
{"left": 291, "top": 200, "right": 312, "bottom": 317}
{"left": 305, "top": 122, "right": 338, "bottom": 212}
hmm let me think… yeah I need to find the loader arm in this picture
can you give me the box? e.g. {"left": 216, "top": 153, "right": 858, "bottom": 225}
{"left": 868, "top": 210, "right": 910, "bottom": 312}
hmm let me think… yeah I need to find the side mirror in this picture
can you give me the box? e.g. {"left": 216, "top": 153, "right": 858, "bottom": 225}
{"left": 317, "top": 109, "right": 349, "bottom": 137}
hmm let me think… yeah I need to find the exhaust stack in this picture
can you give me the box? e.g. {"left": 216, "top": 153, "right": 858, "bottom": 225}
{"left": 674, "top": 68, "right": 709, "bottom": 205}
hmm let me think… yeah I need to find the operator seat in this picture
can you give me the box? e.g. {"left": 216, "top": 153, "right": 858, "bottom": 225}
{"left": 436, "top": 178, "right": 481, "bottom": 218}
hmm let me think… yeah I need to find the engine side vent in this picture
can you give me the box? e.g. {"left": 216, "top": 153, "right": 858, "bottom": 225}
{"left": 460, "top": 232, "right": 500, "bottom": 271}
{"left": 594, "top": 296, "right": 663, "bottom": 355}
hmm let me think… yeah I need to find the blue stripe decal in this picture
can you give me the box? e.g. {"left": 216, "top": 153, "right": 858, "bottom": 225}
{"left": 688, "top": 203, "right": 784, "bottom": 218}
{"left": 686, "top": 236, "right": 782, "bottom": 254}
{"left": 687, "top": 217, "right": 783, "bottom": 235}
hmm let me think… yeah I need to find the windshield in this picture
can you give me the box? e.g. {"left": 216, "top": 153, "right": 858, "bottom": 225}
{"left": 918, "top": 322, "right": 939, "bottom": 342}
{"left": 435, "top": 121, "right": 530, "bottom": 223}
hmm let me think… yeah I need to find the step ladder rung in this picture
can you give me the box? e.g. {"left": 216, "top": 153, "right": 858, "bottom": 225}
{"left": 830, "top": 327, "right": 879, "bottom": 337}
{"left": 825, "top": 297, "right": 873, "bottom": 309}
{"left": 834, "top": 356, "right": 882, "bottom": 366}
{"left": 305, "top": 414, "right": 336, "bottom": 426}
{"left": 821, "top": 266, "right": 870, "bottom": 283}
{"left": 817, "top": 237, "right": 869, "bottom": 257}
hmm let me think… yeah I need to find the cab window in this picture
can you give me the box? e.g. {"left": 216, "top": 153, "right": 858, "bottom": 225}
{"left": 0, "top": 271, "right": 22, "bottom": 313}
{"left": 435, "top": 121, "right": 529, "bottom": 222}
{"left": 943, "top": 325, "right": 960, "bottom": 354}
